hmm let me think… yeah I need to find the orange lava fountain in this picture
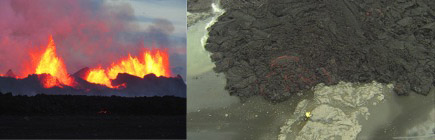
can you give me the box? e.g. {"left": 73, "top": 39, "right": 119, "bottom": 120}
{"left": 11, "top": 35, "right": 171, "bottom": 89}
{"left": 107, "top": 50, "right": 171, "bottom": 79}
{"left": 32, "top": 35, "right": 74, "bottom": 88}
{"left": 86, "top": 49, "right": 171, "bottom": 88}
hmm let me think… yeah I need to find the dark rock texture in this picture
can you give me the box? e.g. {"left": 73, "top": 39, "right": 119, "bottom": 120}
{"left": 188, "top": 0, "right": 214, "bottom": 13}
{"left": 187, "top": 0, "right": 216, "bottom": 27}
{"left": 203, "top": 0, "right": 435, "bottom": 101}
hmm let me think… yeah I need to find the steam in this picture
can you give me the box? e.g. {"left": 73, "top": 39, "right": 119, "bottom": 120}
{"left": 0, "top": 0, "right": 183, "bottom": 77}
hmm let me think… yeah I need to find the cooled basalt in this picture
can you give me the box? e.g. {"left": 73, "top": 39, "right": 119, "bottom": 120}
{"left": 203, "top": 0, "right": 435, "bottom": 101}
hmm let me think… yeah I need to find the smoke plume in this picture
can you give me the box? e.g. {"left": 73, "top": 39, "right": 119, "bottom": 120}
{"left": 0, "top": 0, "right": 183, "bottom": 77}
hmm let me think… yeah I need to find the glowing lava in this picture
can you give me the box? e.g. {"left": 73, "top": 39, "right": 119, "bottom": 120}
{"left": 107, "top": 50, "right": 171, "bottom": 79}
{"left": 33, "top": 35, "right": 74, "bottom": 88}
{"left": 86, "top": 49, "right": 171, "bottom": 88}
{"left": 86, "top": 67, "right": 113, "bottom": 88}
{"left": 6, "top": 35, "right": 171, "bottom": 89}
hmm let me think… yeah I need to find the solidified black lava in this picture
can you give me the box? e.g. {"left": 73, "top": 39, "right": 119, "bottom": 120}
{"left": 188, "top": 0, "right": 213, "bottom": 13}
{"left": 203, "top": 0, "right": 435, "bottom": 101}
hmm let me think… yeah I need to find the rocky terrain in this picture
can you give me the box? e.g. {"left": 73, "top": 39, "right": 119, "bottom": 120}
{"left": 0, "top": 68, "right": 186, "bottom": 97}
{"left": 201, "top": 0, "right": 435, "bottom": 101}
{"left": 187, "top": 0, "right": 215, "bottom": 27}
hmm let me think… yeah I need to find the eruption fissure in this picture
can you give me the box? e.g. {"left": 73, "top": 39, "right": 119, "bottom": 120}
{"left": 1, "top": 35, "right": 172, "bottom": 89}
{"left": 86, "top": 49, "right": 171, "bottom": 88}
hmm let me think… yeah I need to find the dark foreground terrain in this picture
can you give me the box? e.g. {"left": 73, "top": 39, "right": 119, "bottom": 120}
{"left": 0, "top": 115, "right": 185, "bottom": 139}
{"left": 0, "top": 92, "right": 186, "bottom": 139}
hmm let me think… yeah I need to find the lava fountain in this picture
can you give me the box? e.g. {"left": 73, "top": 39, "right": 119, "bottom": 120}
{"left": 86, "top": 49, "right": 171, "bottom": 88}
{"left": 31, "top": 35, "right": 75, "bottom": 88}
{"left": 0, "top": 35, "right": 184, "bottom": 97}
{"left": 1, "top": 35, "right": 173, "bottom": 89}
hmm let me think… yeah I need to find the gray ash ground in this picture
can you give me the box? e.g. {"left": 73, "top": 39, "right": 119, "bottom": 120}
{"left": 202, "top": 0, "right": 435, "bottom": 101}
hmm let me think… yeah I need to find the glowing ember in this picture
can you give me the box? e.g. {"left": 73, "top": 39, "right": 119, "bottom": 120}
{"left": 33, "top": 35, "right": 74, "bottom": 88}
{"left": 86, "top": 49, "right": 171, "bottom": 88}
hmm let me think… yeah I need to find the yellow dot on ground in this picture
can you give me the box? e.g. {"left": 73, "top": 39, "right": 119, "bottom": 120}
{"left": 305, "top": 112, "right": 312, "bottom": 118}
